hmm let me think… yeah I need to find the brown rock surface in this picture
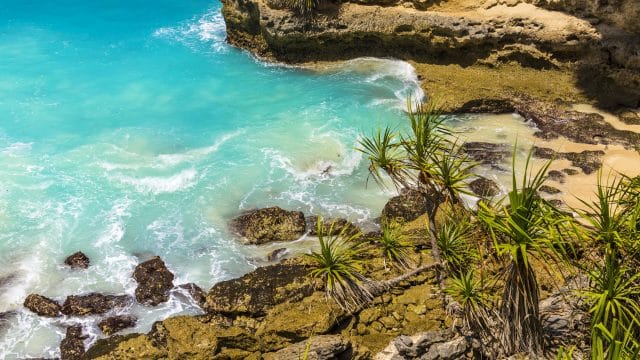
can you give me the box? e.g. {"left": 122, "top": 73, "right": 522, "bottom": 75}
{"left": 24, "top": 294, "right": 61, "bottom": 317}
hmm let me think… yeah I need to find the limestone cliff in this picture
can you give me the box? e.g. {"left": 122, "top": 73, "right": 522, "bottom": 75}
{"left": 222, "top": 0, "right": 640, "bottom": 108}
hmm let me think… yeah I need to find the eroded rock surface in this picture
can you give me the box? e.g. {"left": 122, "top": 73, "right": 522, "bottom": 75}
{"left": 24, "top": 294, "right": 61, "bottom": 317}
{"left": 60, "top": 325, "right": 87, "bottom": 360}
{"left": 204, "top": 261, "right": 313, "bottom": 316}
{"left": 263, "top": 335, "right": 351, "bottom": 360}
{"left": 64, "top": 251, "right": 90, "bottom": 269}
{"left": 468, "top": 177, "right": 501, "bottom": 197}
{"left": 98, "top": 315, "right": 137, "bottom": 336}
{"left": 382, "top": 188, "right": 442, "bottom": 224}
{"left": 133, "top": 256, "right": 175, "bottom": 306}
{"left": 61, "top": 293, "right": 131, "bottom": 316}
{"left": 230, "top": 206, "right": 306, "bottom": 244}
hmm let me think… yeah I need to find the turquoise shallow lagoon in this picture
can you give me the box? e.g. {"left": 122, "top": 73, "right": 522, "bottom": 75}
{"left": 0, "top": 0, "right": 426, "bottom": 357}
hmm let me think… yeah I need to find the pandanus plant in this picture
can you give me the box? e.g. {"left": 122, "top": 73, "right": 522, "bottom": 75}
{"left": 478, "top": 148, "right": 574, "bottom": 355}
{"left": 306, "top": 217, "right": 373, "bottom": 312}
{"left": 577, "top": 173, "right": 640, "bottom": 359}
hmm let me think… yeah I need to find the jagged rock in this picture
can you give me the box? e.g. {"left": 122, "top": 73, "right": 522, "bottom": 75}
{"left": 563, "top": 168, "right": 579, "bottom": 175}
{"left": 60, "top": 325, "right": 87, "bottom": 360}
{"left": 98, "top": 315, "right": 137, "bottom": 336}
{"left": 534, "top": 146, "right": 605, "bottom": 175}
{"left": 375, "top": 329, "right": 469, "bottom": 359}
{"left": 307, "top": 215, "right": 360, "bottom": 236}
{"left": 462, "top": 142, "right": 510, "bottom": 167}
{"left": 61, "top": 293, "right": 131, "bottom": 316}
{"left": 540, "top": 276, "right": 590, "bottom": 349}
{"left": 24, "top": 294, "right": 61, "bottom": 317}
{"left": 133, "top": 256, "right": 175, "bottom": 306}
{"left": 266, "top": 248, "right": 288, "bottom": 262}
{"left": 263, "top": 335, "right": 351, "bottom": 360}
{"left": 539, "top": 185, "right": 561, "bottom": 194}
{"left": 178, "top": 283, "right": 207, "bottom": 307}
{"left": 204, "top": 261, "right": 313, "bottom": 317}
{"left": 382, "top": 188, "right": 442, "bottom": 224}
{"left": 64, "top": 251, "right": 90, "bottom": 269}
{"left": 230, "top": 207, "right": 306, "bottom": 244}
{"left": 468, "top": 177, "right": 500, "bottom": 197}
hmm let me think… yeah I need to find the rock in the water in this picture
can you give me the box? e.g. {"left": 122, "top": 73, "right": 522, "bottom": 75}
{"left": 133, "top": 256, "right": 175, "bottom": 306}
{"left": 230, "top": 207, "right": 306, "bottom": 244}
{"left": 64, "top": 251, "right": 90, "bottom": 269}
{"left": 539, "top": 185, "right": 561, "bottom": 194}
{"left": 24, "top": 294, "right": 61, "bottom": 317}
{"left": 462, "top": 142, "right": 510, "bottom": 167}
{"left": 382, "top": 188, "right": 442, "bottom": 224}
{"left": 468, "top": 177, "right": 500, "bottom": 197}
{"left": 98, "top": 315, "right": 137, "bottom": 336}
{"left": 61, "top": 293, "right": 131, "bottom": 316}
{"left": 263, "top": 335, "right": 351, "bottom": 360}
{"left": 306, "top": 216, "right": 360, "bottom": 236}
{"left": 60, "top": 325, "right": 87, "bottom": 360}
{"left": 204, "top": 262, "right": 312, "bottom": 316}
{"left": 266, "top": 248, "right": 288, "bottom": 262}
{"left": 178, "top": 283, "right": 206, "bottom": 308}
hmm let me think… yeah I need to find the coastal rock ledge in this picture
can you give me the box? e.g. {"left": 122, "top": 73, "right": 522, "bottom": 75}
{"left": 222, "top": 0, "right": 640, "bottom": 108}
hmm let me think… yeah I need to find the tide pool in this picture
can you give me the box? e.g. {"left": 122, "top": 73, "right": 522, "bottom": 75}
{"left": 0, "top": 0, "right": 425, "bottom": 357}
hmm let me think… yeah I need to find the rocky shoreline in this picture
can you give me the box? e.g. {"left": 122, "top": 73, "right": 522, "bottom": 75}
{"left": 17, "top": 0, "right": 640, "bottom": 358}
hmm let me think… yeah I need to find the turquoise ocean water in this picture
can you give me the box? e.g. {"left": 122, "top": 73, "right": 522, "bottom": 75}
{"left": 0, "top": 0, "right": 429, "bottom": 357}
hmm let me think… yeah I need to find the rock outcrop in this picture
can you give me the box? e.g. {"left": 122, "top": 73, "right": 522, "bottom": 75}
{"left": 382, "top": 188, "right": 442, "bottom": 224}
{"left": 222, "top": 0, "right": 640, "bottom": 108}
{"left": 64, "top": 251, "right": 90, "bottom": 269}
{"left": 204, "top": 260, "right": 313, "bottom": 316}
{"left": 263, "top": 335, "right": 352, "bottom": 360}
{"left": 178, "top": 283, "right": 207, "bottom": 308}
{"left": 230, "top": 207, "right": 306, "bottom": 244}
{"left": 307, "top": 215, "right": 360, "bottom": 236}
{"left": 98, "top": 315, "right": 137, "bottom": 336}
{"left": 24, "top": 294, "right": 61, "bottom": 317}
{"left": 60, "top": 325, "right": 87, "bottom": 360}
{"left": 375, "top": 330, "right": 470, "bottom": 359}
{"left": 133, "top": 256, "right": 175, "bottom": 306}
{"left": 61, "top": 293, "right": 131, "bottom": 316}
{"left": 468, "top": 177, "right": 500, "bottom": 197}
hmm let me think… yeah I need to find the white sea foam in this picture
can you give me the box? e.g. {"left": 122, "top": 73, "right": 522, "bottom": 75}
{"left": 98, "top": 130, "right": 241, "bottom": 171}
{"left": 326, "top": 57, "right": 425, "bottom": 109}
{"left": 153, "top": 8, "right": 228, "bottom": 53}
{"left": 113, "top": 168, "right": 198, "bottom": 195}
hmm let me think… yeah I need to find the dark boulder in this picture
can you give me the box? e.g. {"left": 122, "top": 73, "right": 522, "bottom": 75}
{"left": 61, "top": 293, "right": 131, "bottom": 316}
{"left": 64, "top": 251, "right": 90, "bottom": 269}
{"left": 178, "top": 283, "right": 206, "bottom": 308}
{"left": 539, "top": 185, "right": 561, "bottom": 194}
{"left": 60, "top": 325, "right": 87, "bottom": 360}
{"left": 98, "top": 315, "right": 137, "bottom": 336}
{"left": 462, "top": 142, "right": 510, "bottom": 166}
{"left": 204, "top": 262, "right": 312, "bottom": 317}
{"left": 468, "top": 177, "right": 500, "bottom": 197}
{"left": 382, "top": 188, "right": 443, "bottom": 224}
{"left": 132, "top": 256, "right": 175, "bottom": 306}
{"left": 24, "top": 294, "right": 61, "bottom": 317}
{"left": 306, "top": 216, "right": 360, "bottom": 237}
{"left": 230, "top": 207, "right": 306, "bottom": 244}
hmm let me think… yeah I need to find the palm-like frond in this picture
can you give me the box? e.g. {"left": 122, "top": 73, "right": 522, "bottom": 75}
{"left": 306, "top": 217, "right": 373, "bottom": 312}
{"left": 436, "top": 213, "right": 477, "bottom": 273}
{"left": 478, "top": 146, "right": 573, "bottom": 355}
{"left": 430, "top": 140, "right": 476, "bottom": 204}
{"left": 376, "top": 222, "right": 414, "bottom": 270}
{"left": 356, "top": 127, "right": 409, "bottom": 189}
